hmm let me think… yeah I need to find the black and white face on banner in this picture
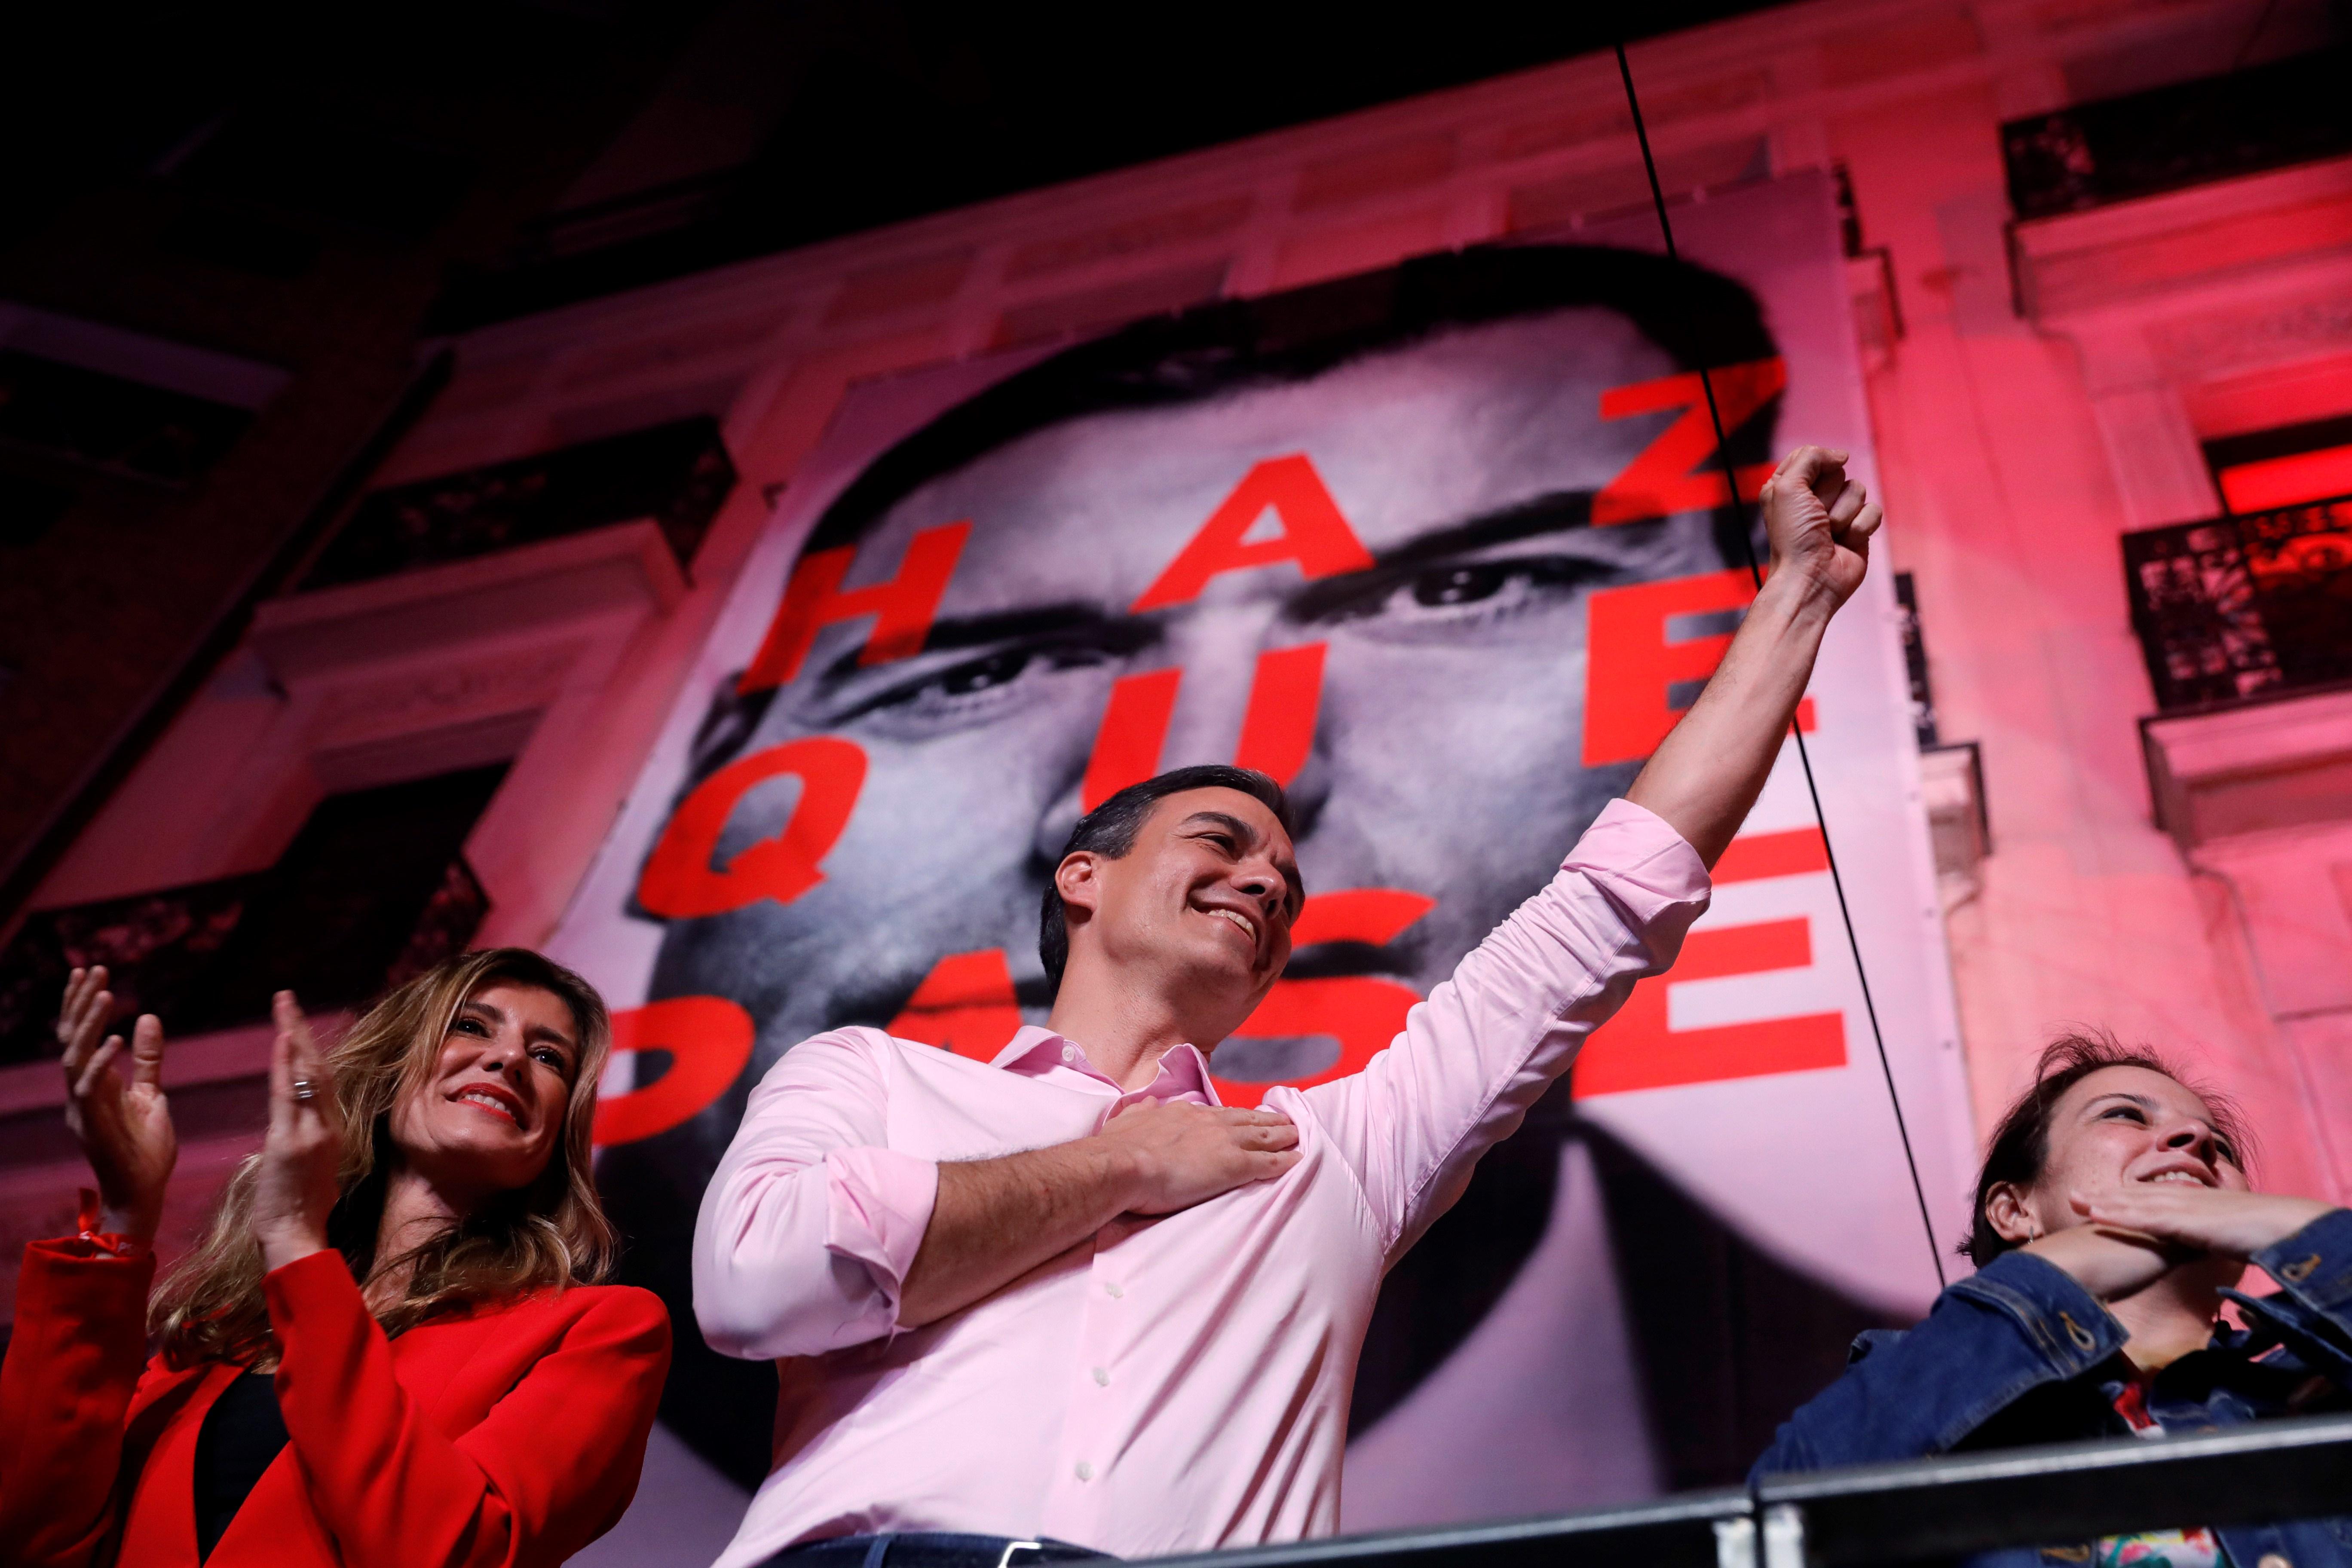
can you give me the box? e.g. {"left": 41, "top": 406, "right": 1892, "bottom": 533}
{"left": 566, "top": 173, "right": 1974, "bottom": 1521}
{"left": 654, "top": 306, "right": 1731, "bottom": 1077}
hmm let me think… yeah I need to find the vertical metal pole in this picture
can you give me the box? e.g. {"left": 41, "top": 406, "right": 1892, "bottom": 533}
{"left": 1611, "top": 38, "right": 1947, "bottom": 1288}
{"left": 1714, "top": 1515, "right": 1761, "bottom": 1568}
{"left": 1761, "top": 1504, "right": 1810, "bottom": 1568}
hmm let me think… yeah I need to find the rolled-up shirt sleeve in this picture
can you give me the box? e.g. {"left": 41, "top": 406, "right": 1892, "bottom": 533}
{"left": 1296, "top": 797, "right": 1710, "bottom": 1262}
{"left": 693, "top": 1029, "right": 940, "bottom": 1360}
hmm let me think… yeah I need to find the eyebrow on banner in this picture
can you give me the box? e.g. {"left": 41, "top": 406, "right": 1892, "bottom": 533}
{"left": 810, "top": 491, "right": 1614, "bottom": 692}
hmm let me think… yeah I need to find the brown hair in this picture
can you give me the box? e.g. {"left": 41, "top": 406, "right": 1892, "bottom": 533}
{"left": 151, "top": 948, "right": 617, "bottom": 1368}
{"left": 1959, "top": 1030, "right": 2250, "bottom": 1269}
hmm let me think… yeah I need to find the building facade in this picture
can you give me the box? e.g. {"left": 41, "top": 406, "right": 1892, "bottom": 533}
{"left": 3, "top": 0, "right": 2348, "bottom": 1557}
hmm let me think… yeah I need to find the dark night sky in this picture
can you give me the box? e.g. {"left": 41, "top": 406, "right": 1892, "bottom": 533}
{"left": 3, "top": 2, "right": 1788, "bottom": 273}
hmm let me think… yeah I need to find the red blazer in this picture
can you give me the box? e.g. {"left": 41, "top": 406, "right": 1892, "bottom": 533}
{"left": 0, "top": 1234, "right": 671, "bottom": 1568}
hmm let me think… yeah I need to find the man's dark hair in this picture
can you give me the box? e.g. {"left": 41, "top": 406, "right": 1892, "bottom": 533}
{"left": 1960, "top": 1031, "right": 2251, "bottom": 1268}
{"left": 1039, "top": 766, "right": 1295, "bottom": 993}
{"left": 802, "top": 242, "right": 1779, "bottom": 562}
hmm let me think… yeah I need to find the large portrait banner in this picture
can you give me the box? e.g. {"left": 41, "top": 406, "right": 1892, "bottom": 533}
{"left": 554, "top": 170, "right": 1979, "bottom": 1526}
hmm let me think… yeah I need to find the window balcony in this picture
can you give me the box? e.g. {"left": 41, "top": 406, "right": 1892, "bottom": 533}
{"left": 2123, "top": 496, "right": 2352, "bottom": 714}
{"left": 300, "top": 414, "right": 736, "bottom": 591}
{"left": 2003, "top": 46, "right": 2352, "bottom": 221}
{"left": 0, "top": 770, "right": 497, "bottom": 1066}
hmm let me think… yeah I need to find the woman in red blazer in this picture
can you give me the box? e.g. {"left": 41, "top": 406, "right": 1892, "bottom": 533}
{"left": 0, "top": 947, "right": 672, "bottom": 1568}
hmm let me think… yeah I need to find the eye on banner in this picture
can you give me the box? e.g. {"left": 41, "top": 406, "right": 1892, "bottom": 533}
{"left": 557, "top": 170, "right": 1975, "bottom": 1525}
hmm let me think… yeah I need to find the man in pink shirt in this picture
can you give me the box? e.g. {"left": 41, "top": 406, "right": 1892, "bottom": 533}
{"left": 692, "top": 444, "right": 1880, "bottom": 1568}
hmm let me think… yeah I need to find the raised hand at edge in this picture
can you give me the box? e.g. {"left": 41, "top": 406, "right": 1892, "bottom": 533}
{"left": 55, "top": 965, "right": 175, "bottom": 1244}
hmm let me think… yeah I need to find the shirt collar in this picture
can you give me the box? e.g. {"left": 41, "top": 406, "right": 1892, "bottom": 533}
{"left": 992, "top": 1024, "right": 1222, "bottom": 1106}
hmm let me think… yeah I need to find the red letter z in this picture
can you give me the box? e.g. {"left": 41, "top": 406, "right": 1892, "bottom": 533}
{"left": 1592, "top": 357, "right": 1785, "bottom": 527}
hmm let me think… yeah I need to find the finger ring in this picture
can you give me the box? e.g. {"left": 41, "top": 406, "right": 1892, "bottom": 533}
{"left": 292, "top": 1078, "right": 316, "bottom": 1102}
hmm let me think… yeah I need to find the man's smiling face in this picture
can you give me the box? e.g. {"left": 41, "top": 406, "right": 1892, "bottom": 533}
{"left": 1058, "top": 787, "right": 1304, "bottom": 1043}
{"left": 649, "top": 303, "right": 1733, "bottom": 1091}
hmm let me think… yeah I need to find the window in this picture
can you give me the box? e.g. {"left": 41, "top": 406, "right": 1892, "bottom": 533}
{"left": 0, "top": 304, "right": 287, "bottom": 485}
{"left": 303, "top": 416, "right": 736, "bottom": 589}
{"left": 0, "top": 471, "right": 75, "bottom": 545}
{"left": 0, "top": 350, "right": 255, "bottom": 486}
{"left": 2205, "top": 413, "right": 2352, "bottom": 514}
{"left": 177, "top": 764, "right": 509, "bottom": 1031}
{"left": 0, "top": 764, "right": 506, "bottom": 1062}
{"left": 2003, "top": 46, "right": 2352, "bottom": 219}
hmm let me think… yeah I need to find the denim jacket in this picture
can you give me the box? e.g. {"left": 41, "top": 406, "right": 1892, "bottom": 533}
{"left": 1752, "top": 1209, "right": 2352, "bottom": 1568}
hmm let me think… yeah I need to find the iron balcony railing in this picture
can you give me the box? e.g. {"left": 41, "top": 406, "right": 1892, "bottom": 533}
{"left": 1142, "top": 1412, "right": 2352, "bottom": 1568}
{"left": 2002, "top": 46, "right": 2352, "bottom": 221}
{"left": 298, "top": 414, "right": 736, "bottom": 592}
{"left": 2122, "top": 495, "right": 2352, "bottom": 713}
{"left": 0, "top": 855, "right": 488, "bottom": 1066}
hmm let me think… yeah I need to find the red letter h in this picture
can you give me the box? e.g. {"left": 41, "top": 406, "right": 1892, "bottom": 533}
{"left": 737, "top": 522, "right": 970, "bottom": 695}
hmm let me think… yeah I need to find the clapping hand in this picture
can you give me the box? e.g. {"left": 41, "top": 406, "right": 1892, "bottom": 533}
{"left": 251, "top": 991, "right": 346, "bottom": 1274}
{"left": 1759, "top": 445, "right": 1882, "bottom": 610}
{"left": 56, "top": 966, "right": 175, "bottom": 1243}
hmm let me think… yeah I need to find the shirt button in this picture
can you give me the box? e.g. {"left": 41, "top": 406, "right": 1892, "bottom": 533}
{"left": 1103, "top": 1281, "right": 1124, "bottom": 1298}
{"left": 1062, "top": 1045, "right": 1078, "bottom": 1062}
{"left": 2257, "top": 1555, "right": 2291, "bottom": 1568}
{"left": 1075, "top": 1461, "right": 1094, "bottom": 1482}
{"left": 1092, "top": 1366, "right": 1110, "bottom": 1386}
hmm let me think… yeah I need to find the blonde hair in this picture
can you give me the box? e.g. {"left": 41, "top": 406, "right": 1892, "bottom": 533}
{"left": 152, "top": 948, "right": 618, "bottom": 1368}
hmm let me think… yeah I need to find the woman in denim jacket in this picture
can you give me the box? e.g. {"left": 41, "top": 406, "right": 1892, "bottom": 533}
{"left": 1753, "top": 1035, "right": 2352, "bottom": 1568}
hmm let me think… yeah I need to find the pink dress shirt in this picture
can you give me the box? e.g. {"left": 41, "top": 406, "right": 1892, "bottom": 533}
{"left": 693, "top": 798, "right": 1709, "bottom": 1565}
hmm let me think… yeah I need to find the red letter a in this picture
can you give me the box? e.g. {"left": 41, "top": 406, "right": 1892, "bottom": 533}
{"left": 888, "top": 949, "right": 1024, "bottom": 1062}
{"left": 1130, "top": 455, "right": 1373, "bottom": 612}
